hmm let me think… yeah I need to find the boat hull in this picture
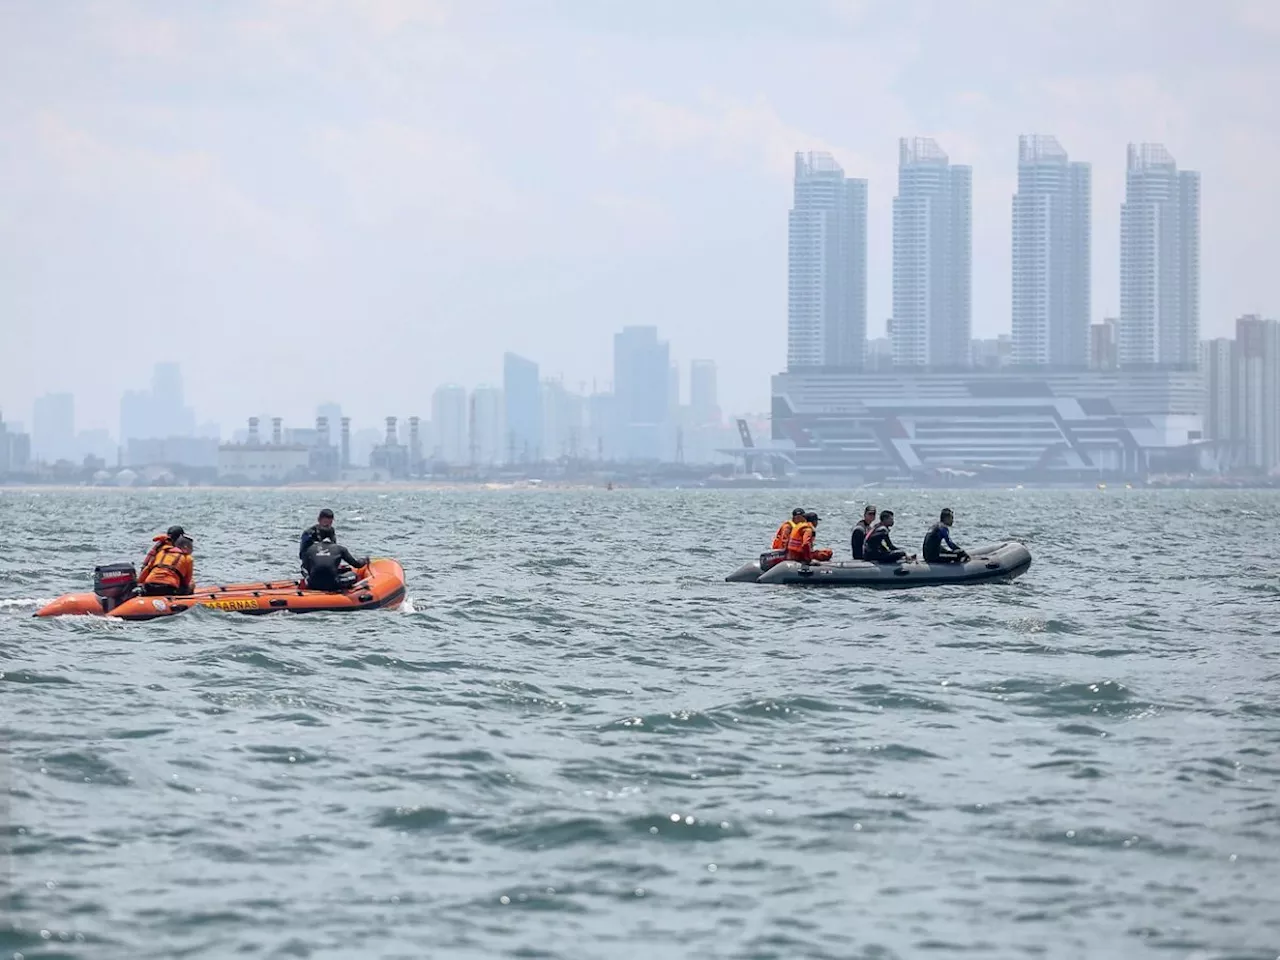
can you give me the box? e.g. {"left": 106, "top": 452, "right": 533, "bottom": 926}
{"left": 34, "top": 558, "right": 407, "bottom": 620}
{"left": 724, "top": 559, "right": 764, "bottom": 583}
{"left": 738, "top": 541, "right": 1032, "bottom": 589}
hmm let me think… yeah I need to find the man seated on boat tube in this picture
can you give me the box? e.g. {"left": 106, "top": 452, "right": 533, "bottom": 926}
{"left": 299, "top": 508, "right": 337, "bottom": 573}
{"left": 863, "top": 510, "right": 915, "bottom": 564}
{"left": 786, "top": 511, "right": 834, "bottom": 565}
{"left": 922, "top": 508, "right": 970, "bottom": 564}
{"left": 772, "top": 508, "right": 807, "bottom": 549}
{"left": 140, "top": 525, "right": 185, "bottom": 572}
{"left": 302, "top": 539, "right": 369, "bottom": 592}
{"left": 850, "top": 504, "right": 877, "bottom": 559}
{"left": 759, "top": 507, "right": 808, "bottom": 570}
{"left": 138, "top": 533, "right": 195, "bottom": 596}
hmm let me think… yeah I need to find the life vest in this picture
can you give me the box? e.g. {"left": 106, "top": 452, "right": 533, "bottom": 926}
{"left": 850, "top": 521, "right": 869, "bottom": 559}
{"left": 786, "top": 521, "right": 815, "bottom": 561}
{"left": 140, "top": 533, "right": 169, "bottom": 573}
{"left": 771, "top": 520, "right": 795, "bottom": 550}
{"left": 863, "top": 523, "right": 892, "bottom": 560}
{"left": 139, "top": 543, "right": 192, "bottom": 590}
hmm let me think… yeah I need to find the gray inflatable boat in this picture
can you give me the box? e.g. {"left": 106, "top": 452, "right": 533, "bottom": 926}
{"left": 725, "top": 541, "right": 1031, "bottom": 589}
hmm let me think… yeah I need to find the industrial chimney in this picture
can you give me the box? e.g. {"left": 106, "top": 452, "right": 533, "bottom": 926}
{"left": 340, "top": 417, "right": 351, "bottom": 467}
{"left": 316, "top": 416, "right": 330, "bottom": 447}
{"left": 248, "top": 417, "right": 260, "bottom": 444}
{"left": 384, "top": 416, "right": 397, "bottom": 446}
{"left": 271, "top": 417, "right": 283, "bottom": 446}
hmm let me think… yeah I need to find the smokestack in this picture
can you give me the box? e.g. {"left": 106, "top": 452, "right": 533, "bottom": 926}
{"left": 340, "top": 417, "right": 351, "bottom": 467}
{"left": 385, "top": 416, "right": 397, "bottom": 446}
{"left": 409, "top": 416, "right": 421, "bottom": 462}
{"left": 248, "top": 417, "right": 260, "bottom": 444}
{"left": 316, "top": 416, "right": 330, "bottom": 447}
{"left": 271, "top": 417, "right": 282, "bottom": 445}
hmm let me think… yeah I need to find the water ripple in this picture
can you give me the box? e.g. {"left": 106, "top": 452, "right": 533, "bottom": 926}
{"left": 2, "top": 487, "right": 1279, "bottom": 959}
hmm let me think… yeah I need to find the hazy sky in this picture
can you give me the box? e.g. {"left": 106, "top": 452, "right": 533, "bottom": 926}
{"left": 2, "top": 0, "right": 1276, "bottom": 434}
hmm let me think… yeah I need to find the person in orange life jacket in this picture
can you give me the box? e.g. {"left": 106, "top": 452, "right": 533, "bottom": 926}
{"left": 787, "top": 511, "right": 834, "bottom": 564}
{"left": 849, "top": 504, "right": 877, "bottom": 559}
{"left": 863, "top": 510, "right": 914, "bottom": 564}
{"left": 138, "top": 534, "right": 195, "bottom": 596}
{"left": 772, "top": 507, "right": 807, "bottom": 549}
{"left": 140, "top": 525, "right": 185, "bottom": 575}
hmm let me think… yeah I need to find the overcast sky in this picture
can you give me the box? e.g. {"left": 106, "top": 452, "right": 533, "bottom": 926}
{"left": 1, "top": 0, "right": 1276, "bottom": 434}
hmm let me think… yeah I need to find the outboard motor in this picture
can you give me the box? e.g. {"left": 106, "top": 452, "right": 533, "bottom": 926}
{"left": 759, "top": 548, "right": 788, "bottom": 572}
{"left": 93, "top": 563, "right": 138, "bottom": 612}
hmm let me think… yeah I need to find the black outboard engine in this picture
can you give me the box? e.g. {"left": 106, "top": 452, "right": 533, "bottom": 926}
{"left": 759, "top": 548, "right": 788, "bottom": 572}
{"left": 93, "top": 563, "right": 138, "bottom": 612}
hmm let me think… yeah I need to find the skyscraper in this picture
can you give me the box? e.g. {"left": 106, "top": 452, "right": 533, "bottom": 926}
{"left": 1199, "top": 337, "right": 1234, "bottom": 444}
{"left": 469, "top": 386, "right": 504, "bottom": 467}
{"left": 787, "top": 151, "right": 868, "bottom": 369}
{"left": 540, "top": 379, "right": 585, "bottom": 460}
{"left": 120, "top": 363, "right": 195, "bottom": 441}
{"left": 32, "top": 392, "right": 74, "bottom": 463}
{"left": 1234, "top": 315, "right": 1280, "bottom": 471}
{"left": 1090, "top": 318, "right": 1119, "bottom": 370}
{"left": 431, "top": 384, "right": 468, "bottom": 465}
{"left": 892, "top": 137, "right": 972, "bottom": 368}
{"left": 1012, "top": 135, "right": 1092, "bottom": 366}
{"left": 613, "top": 325, "right": 670, "bottom": 460}
{"left": 1119, "top": 143, "right": 1200, "bottom": 367}
{"left": 689, "top": 359, "right": 719, "bottom": 425}
{"left": 503, "top": 352, "right": 542, "bottom": 463}
{"left": 151, "top": 362, "right": 196, "bottom": 437}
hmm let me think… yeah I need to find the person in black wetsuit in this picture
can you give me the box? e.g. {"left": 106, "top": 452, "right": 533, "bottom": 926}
{"left": 863, "top": 509, "right": 914, "bottom": 564}
{"left": 850, "top": 504, "right": 877, "bottom": 559}
{"left": 299, "top": 508, "right": 337, "bottom": 575}
{"left": 922, "top": 508, "right": 970, "bottom": 564}
{"left": 302, "top": 540, "right": 369, "bottom": 591}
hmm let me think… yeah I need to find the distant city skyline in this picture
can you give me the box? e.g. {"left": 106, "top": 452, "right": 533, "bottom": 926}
{"left": 3, "top": 2, "right": 1273, "bottom": 435}
{"left": 0, "top": 117, "right": 1264, "bottom": 432}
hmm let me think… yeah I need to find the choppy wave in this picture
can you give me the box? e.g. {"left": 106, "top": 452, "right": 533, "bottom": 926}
{"left": 2, "top": 487, "right": 1279, "bottom": 959}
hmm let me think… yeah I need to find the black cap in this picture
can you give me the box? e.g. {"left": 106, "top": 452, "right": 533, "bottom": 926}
{"left": 791, "top": 507, "right": 805, "bottom": 517}
{"left": 318, "top": 508, "right": 334, "bottom": 519}
{"left": 806, "top": 511, "right": 819, "bottom": 523}
{"left": 166, "top": 525, "right": 184, "bottom": 539}
{"left": 863, "top": 504, "right": 876, "bottom": 514}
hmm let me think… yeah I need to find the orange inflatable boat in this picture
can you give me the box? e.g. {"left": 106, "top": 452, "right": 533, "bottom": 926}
{"left": 34, "top": 558, "right": 407, "bottom": 621}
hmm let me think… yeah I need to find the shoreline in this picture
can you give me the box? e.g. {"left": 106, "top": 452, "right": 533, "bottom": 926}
{"left": 3, "top": 481, "right": 1279, "bottom": 495}
{"left": 1, "top": 481, "right": 618, "bottom": 493}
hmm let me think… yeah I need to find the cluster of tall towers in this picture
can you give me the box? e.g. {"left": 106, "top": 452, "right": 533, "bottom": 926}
{"left": 786, "top": 137, "right": 1201, "bottom": 371}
